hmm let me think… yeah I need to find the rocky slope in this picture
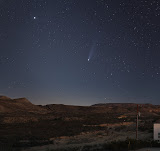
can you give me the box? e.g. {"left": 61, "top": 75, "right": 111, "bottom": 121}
{"left": 0, "top": 96, "right": 49, "bottom": 114}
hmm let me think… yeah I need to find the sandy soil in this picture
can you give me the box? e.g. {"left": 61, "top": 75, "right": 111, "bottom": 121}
{"left": 135, "top": 148, "right": 160, "bottom": 151}
{"left": 21, "top": 130, "right": 152, "bottom": 151}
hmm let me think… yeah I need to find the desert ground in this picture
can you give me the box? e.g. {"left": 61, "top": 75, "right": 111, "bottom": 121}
{"left": 136, "top": 148, "right": 160, "bottom": 151}
{"left": 0, "top": 96, "right": 160, "bottom": 150}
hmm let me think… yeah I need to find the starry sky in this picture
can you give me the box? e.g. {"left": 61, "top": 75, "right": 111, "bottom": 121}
{"left": 1, "top": 0, "right": 160, "bottom": 105}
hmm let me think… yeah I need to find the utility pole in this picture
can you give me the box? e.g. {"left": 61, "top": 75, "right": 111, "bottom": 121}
{"left": 136, "top": 104, "right": 139, "bottom": 140}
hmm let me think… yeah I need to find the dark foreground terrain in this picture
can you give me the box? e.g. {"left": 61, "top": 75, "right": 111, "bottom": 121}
{"left": 0, "top": 96, "right": 160, "bottom": 150}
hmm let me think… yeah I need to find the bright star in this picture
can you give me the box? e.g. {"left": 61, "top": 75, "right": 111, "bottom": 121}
{"left": 33, "top": 17, "right": 36, "bottom": 20}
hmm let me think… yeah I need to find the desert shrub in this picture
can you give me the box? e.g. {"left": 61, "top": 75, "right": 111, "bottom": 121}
{"left": 110, "top": 140, "right": 128, "bottom": 151}
{"left": 0, "top": 142, "right": 13, "bottom": 151}
{"left": 102, "top": 139, "right": 154, "bottom": 151}
{"left": 115, "top": 125, "right": 127, "bottom": 132}
{"left": 150, "top": 140, "right": 160, "bottom": 147}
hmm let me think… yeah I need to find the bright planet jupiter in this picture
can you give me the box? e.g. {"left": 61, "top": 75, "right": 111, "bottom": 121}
{"left": 1, "top": 0, "right": 160, "bottom": 105}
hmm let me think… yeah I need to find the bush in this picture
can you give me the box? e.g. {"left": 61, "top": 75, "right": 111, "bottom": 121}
{"left": 103, "top": 139, "right": 154, "bottom": 151}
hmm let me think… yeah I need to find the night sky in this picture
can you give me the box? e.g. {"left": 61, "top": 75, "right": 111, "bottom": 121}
{"left": 1, "top": 0, "right": 160, "bottom": 105}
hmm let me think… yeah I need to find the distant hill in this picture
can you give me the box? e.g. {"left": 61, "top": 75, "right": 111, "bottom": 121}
{"left": 0, "top": 96, "right": 49, "bottom": 114}
{"left": 0, "top": 96, "right": 159, "bottom": 116}
{"left": 91, "top": 103, "right": 154, "bottom": 107}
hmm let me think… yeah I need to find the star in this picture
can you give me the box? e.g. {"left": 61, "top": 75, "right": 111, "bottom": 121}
{"left": 1, "top": 0, "right": 160, "bottom": 106}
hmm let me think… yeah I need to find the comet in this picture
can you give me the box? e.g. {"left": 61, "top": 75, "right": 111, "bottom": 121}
{"left": 88, "top": 42, "right": 96, "bottom": 62}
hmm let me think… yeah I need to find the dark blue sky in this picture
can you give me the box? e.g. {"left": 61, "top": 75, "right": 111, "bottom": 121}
{"left": 1, "top": 0, "right": 160, "bottom": 105}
